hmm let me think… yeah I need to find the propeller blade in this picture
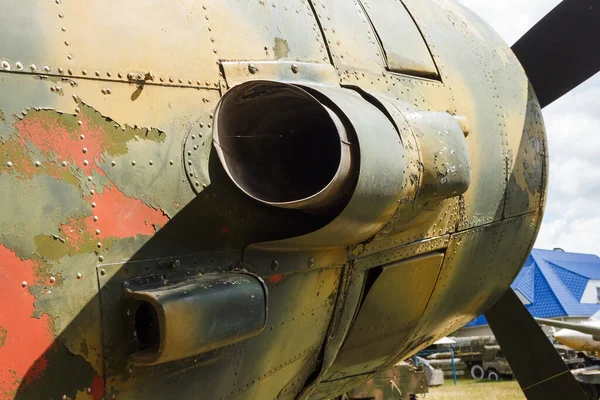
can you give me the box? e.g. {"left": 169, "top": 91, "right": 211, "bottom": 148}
{"left": 511, "top": 0, "right": 600, "bottom": 108}
{"left": 485, "top": 289, "right": 588, "bottom": 400}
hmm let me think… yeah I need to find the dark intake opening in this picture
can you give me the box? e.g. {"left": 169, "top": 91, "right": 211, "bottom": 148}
{"left": 214, "top": 82, "right": 343, "bottom": 204}
{"left": 134, "top": 301, "right": 160, "bottom": 352}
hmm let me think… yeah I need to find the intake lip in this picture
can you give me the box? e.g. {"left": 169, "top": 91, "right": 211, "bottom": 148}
{"left": 213, "top": 80, "right": 353, "bottom": 210}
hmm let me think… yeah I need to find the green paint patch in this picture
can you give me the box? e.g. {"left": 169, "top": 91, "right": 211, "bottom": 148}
{"left": 0, "top": 326, "right": 7, "bottom": 347}
{"left": 273, "top": 37, "right": 290, "bottom": 59}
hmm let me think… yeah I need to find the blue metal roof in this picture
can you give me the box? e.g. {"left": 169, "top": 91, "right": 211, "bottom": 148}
{"left": 466, "top": 249, "right": 600, "bottom": 327}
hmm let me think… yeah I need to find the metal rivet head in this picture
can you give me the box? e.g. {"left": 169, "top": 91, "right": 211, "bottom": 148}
{"left": 76, "top": 273, "right": 82, "bottom": 279}
{"left": 308, "top": 257, "right": 315, "bottom": 268}
{"left": 30, "top": 64, "right": 37, "bottom": 71}
{"left": 149, "top": 160, "right": 153, "bottom": 166}
{"left": 96, "top": 229, "right": 100, "bottom": 235}
{"left": 58, "top": 67, "right": 64, "bottom": 73}
{"left": 67, "top": 54, "right": 73, "bottom": 60}
{"left": 34, "top": 161, "right": 41, "bottom": 167}
{"left": 95, "top": 70, "right": 100, "bottom": 76}
{"left": 82, "top": 147, "right": 88, "bottom": 153}
{"left": 81, "top": 69, "right": 87, "bottom": 75}
{"left": 100, "top": 269, "right": 106, "bottom": 276}
{"left": 118, "top": 72, "right": 123, "bottom": 78}
{"left": 271, "top": 260, "right": 279, "bottom": 271}
{"left": 87, "top": 387, "right": 92, "bottom": 394}
{"left": 111, "top": 161, "right": 116, "bottom": 166}
{"left": 44, "top": 65, "right": 51, "bottom": 72}
{"left": 91, "top": 202, "right": 97, "bottom": 208}
{"left": 68, "top": 68, "right": 73, "bottom": 75}
{"left": 93, "top": 216, "right": 98, "bottom": 222}
{"left": 6, "top": 161, "right": 13, "bottom": 168}
{"left": 99, "top": 255, "right": 104, "bottom": 262}
{"left": 61, "top": 27, "right": 66, "bottom": 32}
{"left": 169, "top": 77, "right": 174, "bottom": 83}
{"left": 87, "top": 176, "right": 92, "bottom": 182}
{"left": 107, "top": 71, "right": 112, "bottom": 77}
{"left": 64, "top": 41, "right": 70, "bottom": 46}
{"left": 61, "top": 161, "right": 68, "bottom": 167}
{"left": 97, "top": 242, "right": 102, "bottom": 248}
{"left": 106, "top": 88, "right": 111, "bottom": 94}
{"left": 58, "top": 12, "right": 63, "bottom": 18}
{"left": 291, "top": 64, "right": 299, "bottom": 74}
{"left": 83, "top": 160, "right": 89, "bottom": 166}
{"left": 77, "top": 120, "right": 83, "bottom": 126}
{"left": 21, "top": 281, "right": 27, "bottom": 288}
{"left": 131, "top": 161, "right": 136, "bottom": 166}
{"left": 90, "top": 189, "right": 95, "bottom": 195}
{"left": 15, "top": 61, "right": 23, "bottom": 70}
{"left": 50, "top": 276, "right": 56, "bottom": 283}
{"left": 79, "top": 134, "right": 85, "bottom": 140}
{"left": 248, "top": 64, "right": 258, "bottom": 74}
{"left": 101, "top": 89, "right": 107, "bottom": 94}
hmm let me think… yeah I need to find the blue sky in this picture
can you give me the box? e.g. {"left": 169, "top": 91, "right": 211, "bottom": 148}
{"left": 459, "top": 0, "right": 600, "bottom": 255}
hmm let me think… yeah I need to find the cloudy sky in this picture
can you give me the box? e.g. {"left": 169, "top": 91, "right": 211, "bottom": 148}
{"left": 458, "top": 0, "right": 600, "bottom": 255}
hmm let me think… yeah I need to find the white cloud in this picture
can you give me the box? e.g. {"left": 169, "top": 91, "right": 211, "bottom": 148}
{"left": 459, "top": 1, "right": 600, "bottom": 255}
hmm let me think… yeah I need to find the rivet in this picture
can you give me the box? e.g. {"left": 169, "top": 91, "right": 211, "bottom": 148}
{"left": 196, "top": 80, "right": 201, "bottom": 85}
{"left": 30, "top": 64, "right": 37, "bottom": 71}
{"left": 78, "top": 120, "right": 83, "bottom": 126}
{"left": 112, "top": 394, "right": 116, "bottom": 399}
{"left": 189, "top": 172, "right": 194, "bottom": 177}
{"left": 62, "top": 395, "right": 67, "bottom": 400}
{"left": 21, "top": 281, "right": 27, "bottom": 288}
{"left": 90, "top": 189, "right": 95, "bottom": 195}
{"left": 187, "top": 151, "right": 192, "bottom": 156}
{"left": 50, "top": 86, "right": 56, "bottom": 92}
{"left": 77, "top": 272, "right": 82, "bottom": 279}
{"left": 291, "top": 64, "right": 299, "bottom": 74}
{"left": 67, "top": 54, "right": 72, "bottom": 60}
{"left": 61, "top": 161, "right": 68, "bottom": 167}
{"left": 95, "top": 70, "right": 100, "bottom": 76}
{"left": 58, "top": 67, "right": 64, "bottom": 73}
{"left": 202, "top": 183, "right": 207, "bottom": 188}
{"left": 61, "top": 27, "right": 66, "bottom": 32}
{"left": 169, "top": 160, "right": 174, "bottom": 165}
{"left": 101, "top": 89, "right": 107, "bottom": 94}
{"left": 118, "top": 72, "right": 123, "bottom": 78}
{"left": 149, "top": 160, "right": 153, "bottom": 166}
{"left": 68, "top": 68, "right": 73, "bottom": 74}
{"left": 178, "top": 78, "right": 183, "bottom": 83}
{"left": 169, "top": 77, "right": 174, "bottom": 83}
{"left": 107, "top": 71, "right": 112, "bottom": 77}
{"left": 82, "top": 69, "right": 87, "bottom": 75}
{"left": 50, "top": 276, "right": 56, "bottom": 283}
{"left": 271, "top": 260, "right": 279, "bottom": 271}
{"left": 64, "top": 40, "right": 70, "bottom": 46}
{"left": 188, "top": 79, "right": 192, "bottom": 84}
{"left": 100, "top": 269, "right": 106, "bottom": 276}
{"left": 193, "top": 145, "right": 198, "bottom": 150}
{"left": 93, "top": 216, "right": 98, "bottom": 222}
{"left": 111, "top": 161, "right": 116, "bottom": 166}
{"left": 87, "top": 176, "right": 92, "bottom": 182}
{"left": 195, "top": 181, "right": 200, "bottom": 186}
{"left": 79, "top": 134, "right": 85, "bottom": 139}
{"left": 15, "top": 61, "right": 23, "bottom": 70}
{"left": 75, "top": 106, "right": 80, "bottom": 113}
{"left": 91, "top": 202, "right": 97, "bottom": 208}
{"left": 58, "top": 12, "right": 63, "bottom": 18}
{"left": 83, "top": 160, "right": 89, "bottom": 166}
{"left": 99, "top": 255, "right": 104, "bottom": 262}
{"left": 106, "top": 88, "right": 111, "bottom": 94}
{"left": 308, "top": 257, "right": 315, "bottom": 268}
{"left": 87, "top": 387, "right": 92, "bottom": 394}
{"left": 199, "top": 123, "right": 204, "bottom": 128}
{"left": 248, "top": 63, "right": 258, "bottom": 74}
{"left": 131, "top": 161, "right": 136, "bottom": 166}
{"left": 97, "top": 242, "right": 102, "bottom": 248}
{"left": 205, "top": 80, "right": 210, "bottom": 86}
{"left": 82, "top": 147, "right": 88, "bottom": 153}
{"left": 6, "top": 161, "right": 13, "bottom": 168}
{"left": 44, "top": 65, "right": 51, "bottom": 72}
{"left": 35, "top": 161, "right": 41, "bottom": 167}
{"left": 96, "top": 229, "right": 100, "bottom": 235}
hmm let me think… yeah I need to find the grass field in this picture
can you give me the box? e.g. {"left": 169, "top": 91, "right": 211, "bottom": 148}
{"left": 426, "top": 379, "right": 526, "bottom": 400}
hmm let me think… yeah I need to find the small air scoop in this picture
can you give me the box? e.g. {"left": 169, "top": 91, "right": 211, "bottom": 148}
{"left": 213, "top": 80, "right": 353, "bottom": 210}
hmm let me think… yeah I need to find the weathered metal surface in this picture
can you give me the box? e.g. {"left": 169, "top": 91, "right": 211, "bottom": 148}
{"left": 346, "top": 362, "right": 429, "bottom": 400}
{"left": 0, "top": 0, "right": 550, "bottom": 398}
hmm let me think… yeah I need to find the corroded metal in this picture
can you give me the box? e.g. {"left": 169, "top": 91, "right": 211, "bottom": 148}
{"left": 0, "top": 0, "right": 549, "bottom": 399}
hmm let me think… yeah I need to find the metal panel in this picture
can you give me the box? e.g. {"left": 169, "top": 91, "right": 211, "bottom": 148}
{"left": 360, "top": 0, "right": 439, "bottom": 78}
{"left": 326, "top": 252, "right": 444, "bottom": 378}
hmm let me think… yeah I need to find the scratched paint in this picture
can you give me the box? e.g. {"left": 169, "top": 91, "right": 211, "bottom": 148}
{"left": 0, "top": 245, "right": 54, "bottom": 399}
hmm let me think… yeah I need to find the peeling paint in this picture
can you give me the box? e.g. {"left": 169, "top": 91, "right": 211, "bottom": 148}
{"left": 0, "top": 245, "right": 54, "bottom": 398}
{"left": 273, "top": 37, "right": 290, "bottom": 59}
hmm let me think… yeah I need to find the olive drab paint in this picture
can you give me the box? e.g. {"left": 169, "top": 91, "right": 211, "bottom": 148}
{"left": 0, "top": 0, "right": 545, "bottom": 399}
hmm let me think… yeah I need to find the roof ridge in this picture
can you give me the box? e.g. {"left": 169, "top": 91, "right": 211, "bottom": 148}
{"left": 531, "top": 252, "right": 568, "bottom": 316}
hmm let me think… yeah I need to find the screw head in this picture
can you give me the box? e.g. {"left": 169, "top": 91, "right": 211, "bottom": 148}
{"left": 271, "top": 260, "right": 279, "bottom": 271}
{"left": 248, "top": 63, "right": 258, "bottom": 74}
{"left": 291, "top": 64, "right": 299, "bottom": 74}
{"left": 100, "top": 269, "right": 106, "bottom": 275}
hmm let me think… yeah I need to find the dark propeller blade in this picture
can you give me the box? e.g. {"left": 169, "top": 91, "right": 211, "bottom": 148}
{"left": 511, "top": 0, "right": 600, "bottom": 108}
{"left": 485, "top": 289, "right": 588, "bottom": 400}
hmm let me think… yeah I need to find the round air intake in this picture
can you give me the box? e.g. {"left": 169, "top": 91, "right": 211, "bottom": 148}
{"left": 213, "top": 80, "right": 353, "bottom": 210}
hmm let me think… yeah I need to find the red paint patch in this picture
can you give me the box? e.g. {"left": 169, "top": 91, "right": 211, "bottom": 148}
{"left": 0, "top": 245, "right": 54, "bottom": 398}
{"left": 61, "top": 184, "right": 168, "bottom": 242}
{"left": 269, "top": 274, "right": 283, "bottom": 284}
{"left": 91, "top": 375, "right": 104, "bottom": 400}
{"left": 15, "top": 114, "right": 107, "bottom": 177}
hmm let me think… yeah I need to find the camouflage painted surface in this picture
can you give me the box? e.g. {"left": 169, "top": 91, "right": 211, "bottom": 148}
{"left": 0, "top": 0, "right": 546, "bottom": 399}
